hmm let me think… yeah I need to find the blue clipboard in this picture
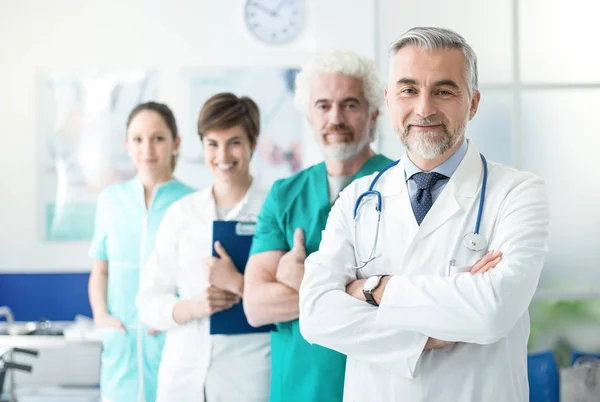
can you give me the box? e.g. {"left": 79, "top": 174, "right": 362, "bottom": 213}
{"left": 210, "top": 220, "right": 275, "bottom": 335}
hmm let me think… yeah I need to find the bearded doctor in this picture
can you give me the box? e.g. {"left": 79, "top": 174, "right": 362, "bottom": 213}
{"left": 299, "top": 27, "right": 550, "bottom": 402}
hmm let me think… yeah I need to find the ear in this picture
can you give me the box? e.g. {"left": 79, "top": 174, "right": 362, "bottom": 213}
{"left": 305, "top": 112, "right": 313, "bottom": 127}
{"left": 369, "top": 108, "right": 380, "bottom": 128}
{"left": 468, "top": 90, "right": 481, "bottom": 120}
{"left": 173, "top": 136, "right": 181, "bottom": 150}
{"left": 384, "top": 87, "right": 390, "bottom": 109}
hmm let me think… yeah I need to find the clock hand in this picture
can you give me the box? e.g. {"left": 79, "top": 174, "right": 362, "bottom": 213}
{"left": 272, "top": 0, "right": 291, "bottom": 17}
{"left": 250, "top": 1, "right": 276, "bottom": 16}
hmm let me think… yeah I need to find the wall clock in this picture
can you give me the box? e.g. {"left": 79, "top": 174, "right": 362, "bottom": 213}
{"left": 244, "top": 0, "right": 304, "bottom": 45}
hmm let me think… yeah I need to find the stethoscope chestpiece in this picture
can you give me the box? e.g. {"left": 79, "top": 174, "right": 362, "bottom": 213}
{"left": 462, "top": 232, "right": 487, "bottom": 251}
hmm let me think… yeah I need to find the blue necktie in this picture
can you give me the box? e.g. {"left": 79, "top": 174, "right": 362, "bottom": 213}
{"left": 410, "top": 172, "right": 448, "bottom": 225}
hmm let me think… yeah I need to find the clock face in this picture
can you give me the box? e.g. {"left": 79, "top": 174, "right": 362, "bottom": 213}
{"left": 244, "top": 0, "right": 304, "bottom": 45}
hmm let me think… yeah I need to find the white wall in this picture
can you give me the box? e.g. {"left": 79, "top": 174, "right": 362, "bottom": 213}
{"left": 3, "top": 0, "right": 600, "bottom": 294}
{"left": 376, "top": 0, "right": 514, "bottom": 160}
{"left": 0, "top": 0, "right": 376, "bottom": 272}
{"left": 377, "top": 0, "right": 600, "bottom": 292}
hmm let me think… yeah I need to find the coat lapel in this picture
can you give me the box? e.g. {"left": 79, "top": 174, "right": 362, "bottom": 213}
{"left": 413, "top": 142, "right": 483, "bottom": 243}
{"left": 197, "top": 187, "right": 217, "bottom": 222}
{"left": 207, "top": 180, "right": 262, "bottom": 222}
{"left": 226, "top": 180, "right": 257, "bottom": 221}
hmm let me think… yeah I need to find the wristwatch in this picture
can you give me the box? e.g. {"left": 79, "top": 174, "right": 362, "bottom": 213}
{"left": 363, "top": 275, "right": 383, "bottom": 306}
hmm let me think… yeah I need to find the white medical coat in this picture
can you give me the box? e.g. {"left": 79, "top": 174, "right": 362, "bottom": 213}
{"left": 299, "top": 142, "right": 550, "bottom": 402}
{"left": 137, "top": 182, "right": 271, "bottom": 402}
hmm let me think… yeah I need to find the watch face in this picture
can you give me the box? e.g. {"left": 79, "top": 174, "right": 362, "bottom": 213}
{"left": 364, "top": 275, "right": 381, "bottom": 292}
{"left": 244, "top": 0, "right": 304, "bottom": 45}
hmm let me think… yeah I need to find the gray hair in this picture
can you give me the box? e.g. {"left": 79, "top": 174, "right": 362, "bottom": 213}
{"left": 389, "top": 27, "right": 478, "bottom": 95}
{"left": 294, "top": 51, "right": 382, "bottom": 115}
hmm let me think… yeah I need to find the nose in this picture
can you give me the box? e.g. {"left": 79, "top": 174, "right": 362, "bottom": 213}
{"left": 327, "top": 103, "right": 346, "bottom": 126}
{"left": 141, "top": 139, "right": 154, "bottom": 156}
{"left": 216, "top": 144, "right": 229, "bottom": 163}
{"left": 415, "top": 92, "right": 437, "bottom": 118}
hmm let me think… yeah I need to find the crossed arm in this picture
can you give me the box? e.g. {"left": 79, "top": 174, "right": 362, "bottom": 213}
{"left": 299, "top": 176, "right": 550, "bottom": 377}
{"left": 243, "top": 229, "right": 308, "bottom": 327}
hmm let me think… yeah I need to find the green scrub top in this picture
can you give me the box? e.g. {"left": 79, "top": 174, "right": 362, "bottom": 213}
{"left": 90, "top": 178, "right": 195, "bottom": 402}
{"left": 250, "top": 154, "right": 393, "bottom": 402}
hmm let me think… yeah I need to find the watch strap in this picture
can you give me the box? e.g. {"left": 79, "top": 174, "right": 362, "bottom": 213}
{"left": 363, "top": 288, "right": 379, "bottom": 306}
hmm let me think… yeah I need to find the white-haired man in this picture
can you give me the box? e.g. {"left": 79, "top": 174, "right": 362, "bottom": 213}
{"left": 243, "top": 51, "right": 392, "bottom": 402}
{"left": 299, "top": 27, "right": 550, "bottom": 401}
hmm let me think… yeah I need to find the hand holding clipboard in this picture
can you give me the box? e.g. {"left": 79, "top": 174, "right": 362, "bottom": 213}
{"left": 210, "top": 220, "right": 275, "bottom": 335}
{"left": 206, "top": 241, "right": 244, "bottom": 297}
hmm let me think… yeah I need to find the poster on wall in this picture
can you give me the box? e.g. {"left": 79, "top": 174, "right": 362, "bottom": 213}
{"left": 39, "top": 70, "right": 157, "bottom": 241}
{"left": 177, "top": 68, "right": 302, "bottom": 190}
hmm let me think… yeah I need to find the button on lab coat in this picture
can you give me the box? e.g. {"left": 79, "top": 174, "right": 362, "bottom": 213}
{"left": 299, "top": 142, "right": 550, "bottom": 402}
{"left": 137, "top": 182, "right": 271, "bottom": 402}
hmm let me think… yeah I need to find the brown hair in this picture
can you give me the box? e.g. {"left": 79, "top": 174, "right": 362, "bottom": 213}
{"left": 127, "top": 101, "right": 179, "bottom": 169}
{"left": 197, "top": 93, "right": 260, "bottom": 146}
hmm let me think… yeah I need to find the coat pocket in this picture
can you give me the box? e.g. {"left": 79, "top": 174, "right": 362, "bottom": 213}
{"left": 448, "top": 247, "right": 487, "bottom": 276}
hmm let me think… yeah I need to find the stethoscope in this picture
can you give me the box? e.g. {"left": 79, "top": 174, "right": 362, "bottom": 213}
{"left": 352, "top": 154, "right": 488, "bottom": 269}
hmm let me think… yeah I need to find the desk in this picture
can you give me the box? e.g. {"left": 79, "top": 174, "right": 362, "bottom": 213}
{"left": 0, "top": 323, "right": 101, "bottom": 402}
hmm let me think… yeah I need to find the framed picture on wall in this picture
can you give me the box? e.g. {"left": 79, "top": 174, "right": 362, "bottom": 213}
{"left": 38, "top": 69, "right": 157, "bottom": 241}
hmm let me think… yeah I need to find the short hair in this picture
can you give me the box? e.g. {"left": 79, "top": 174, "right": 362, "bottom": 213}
{"left": 389, "top": 27, "right": 478, "bottom": 95}
{"left": 294, "top": 51, "right": 382, "bottom": 115}
{"left": 197, "top": 93, "right": 260, "bottom": 146}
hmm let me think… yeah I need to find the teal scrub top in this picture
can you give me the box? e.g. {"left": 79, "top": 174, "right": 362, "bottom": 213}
{"left": 250, "top": 154, "right": 393, "bottom": 402}
{"left": 89, "top": 178, "right": 195, "bottom": 402}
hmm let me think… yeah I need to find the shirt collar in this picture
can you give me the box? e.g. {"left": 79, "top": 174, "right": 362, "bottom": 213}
{"left": 404, "top": 138, "right": 469, "bottom": 181}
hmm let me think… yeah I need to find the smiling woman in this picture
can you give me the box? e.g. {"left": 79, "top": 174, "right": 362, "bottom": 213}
{"left": 197, "top": 93, "right": 260, "bottom": 206}
{"left": 136, "top": 93, "right": 272, "bottom": 401}
{"left": 87, "top": 101, "right": 195, "bottom": 402}
{"left": 126, "top": 104, "right": 181, "bottom": 184}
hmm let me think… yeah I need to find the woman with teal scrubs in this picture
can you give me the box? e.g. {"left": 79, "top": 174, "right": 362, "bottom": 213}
{"left": 88, "top": 102, "right": 195, "bottom": 402}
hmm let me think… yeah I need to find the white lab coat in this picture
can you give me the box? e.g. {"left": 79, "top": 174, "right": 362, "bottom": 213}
{"left": 300, "top": 142, "right": 550, "bottom": 402}
{"left": 137, "top": 182, "right": 271, "bottom": 402}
